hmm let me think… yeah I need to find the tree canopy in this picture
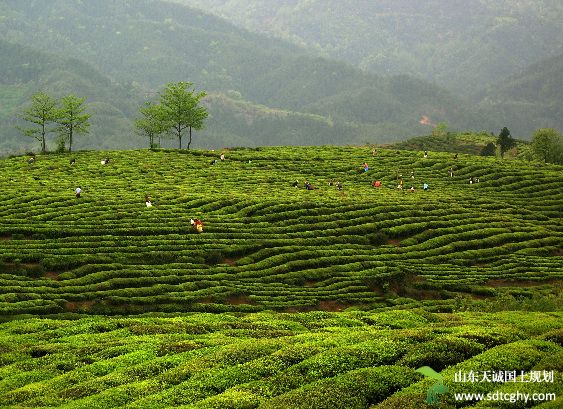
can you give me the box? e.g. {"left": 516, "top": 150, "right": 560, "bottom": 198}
{"left": 55, "top": 95, "right": 91, "bottom": 152}
{"left": 496, "top": 127, "right": 516, "bottom": 158}
{"left": 138, "top": 82, "right": 208, "bottom": 149}
{"left": 16, "top": 91, "right": 58, "bottom": 153}
{"left": 531, "top": 128, "right": 563, "bottom": 164}
{"left": 135, "top": 102, "right": 167, "bottom": 148}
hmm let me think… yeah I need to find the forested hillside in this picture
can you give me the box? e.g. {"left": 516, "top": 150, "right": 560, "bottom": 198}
{"left": 477, "top": 52, "right": 563, "bottom": 134}
{"left": 1, "top": 0, "right": 560, "bottom": 154}
{"left": 177, "top": 0, "right": 563, "bottom": 96}
{"left": 0, "top": 0, "right": 504, "bottom": 155}
{"left": 0, "top": 40, "right": 140, "bottom": 153}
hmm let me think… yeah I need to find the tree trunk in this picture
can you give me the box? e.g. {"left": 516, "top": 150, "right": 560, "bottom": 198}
{"left": 178, "top": 125, "right": 182, "bottom": 149}
{"left": 41, "top": 122, "right": 46, "bottom": 153}
{"left": 187, "top": 126, "right": 192, "bottom": 150}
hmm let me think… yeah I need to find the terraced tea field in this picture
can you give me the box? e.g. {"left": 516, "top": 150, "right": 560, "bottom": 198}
{"left": 0, "top": 146, "right": 562, "bottom": 315}
{"left": 0, "top": 146, "right": 562, "bottom": 408}
{"left": 0, "top": 310, "right": 561, "bottom": 408}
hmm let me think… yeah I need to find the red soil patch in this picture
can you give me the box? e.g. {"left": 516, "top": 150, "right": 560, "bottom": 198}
{"left": 397, "top": 286, "right": 444, "bottom": 300}
{"left": 3, "top": 262, "right": 42, "bottom": 270}
{"left": 285, "top": 305, "right": 316, "bottom": 313}
{"left": 21, "top": 263, "right": 41, "bottom": 269}
{"left": 0, "top": 236, "right": 11, "bottom": 241}
{"left": 553, "top": 248, "right": 563, "bottom": 256}
{"left": 198, "top": 297, "right": 213, "bottom": 304}
{"left": 487, "top": 278, "right": 560, "bottom": 288}
{"left": 318, "top": 300, "right": 350, "bottom": 312}
{"left": 223, "top": 258, "right": 237, "bottom": 266}
{"left": 285, "top": 302, "right": 362, "bottom": 313}
{"left": 65, "top": 300, "right": 94, "bottom": 312}
{"left": 373, "top": 275, "right": 445, "bottom": 300}
{"left": 43, "top": 272, "right": 60, "bottom": 281}
{"left": 387, "top": 239, "right": 401, "bottom": 246}
{"left": 226, "top": 295, "right": 253, "bottom": 305}
{"left": 303, "top": 281, "right": 318, "bottom": 287}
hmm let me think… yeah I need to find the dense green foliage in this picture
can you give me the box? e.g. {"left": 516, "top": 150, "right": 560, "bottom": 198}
{"left": 496, "top": 127, "right": 516, "bottom": 158}
{"left": 155, "top": 82, "right": 208, "bottom": 150}
{"left": 0, "top": 311, "right": 561, "bottom": 407}
{"left": 0, "top": 146, "right": 561, "bottom": 316}
{"left": 0, "top": 146, "right": 561, "bottom": 407}
{"left": 16, "top": 91, "right": 58, "bottom": 153}
{"left": 531, "top": 128, "right": 563, "bottom": 165}
{"left": 175, "top": 0, "right": 563, "bottom": 137}
{"left": 55, "top": 95, "right": 91, "bottom": 152}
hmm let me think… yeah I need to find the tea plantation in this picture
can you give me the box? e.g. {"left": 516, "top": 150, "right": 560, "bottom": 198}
{"left": 1, "top": 147, "right": 561, "bottom": 315}
{"left": 0, "top": 146, "right": 561, "bottom": 407}
{"left": 0, "top": 311, "right": 561, "bottom": 407}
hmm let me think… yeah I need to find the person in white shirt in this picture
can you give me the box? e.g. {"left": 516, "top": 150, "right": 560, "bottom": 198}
{"left": 75, "top": 187, "right": 82, "bottom": 198}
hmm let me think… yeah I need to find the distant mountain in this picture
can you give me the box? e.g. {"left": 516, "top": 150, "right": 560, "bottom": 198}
{"left": 0, "top": 39, "right": 393, "bottom": 153}
{"left": 477, "top": 53, "right": 563, "bottom": 134}
{"left": 175, "top": 0, "right": 563, "bottom": 96}
{"left": 0, "top": 0, "right": 303, "bottom": 94}
{"left": 0, "top": 39, "right": 140, "bottom": 154}
{"left": 0, "top": 0, "right": 508, "bottom": 154}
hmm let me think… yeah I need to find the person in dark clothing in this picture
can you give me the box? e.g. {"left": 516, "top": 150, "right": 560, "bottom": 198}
{"left": 70, "top": 158, "right": 76, "bottom": 165}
